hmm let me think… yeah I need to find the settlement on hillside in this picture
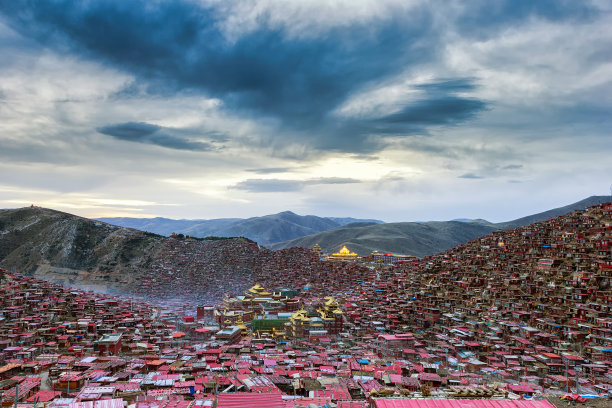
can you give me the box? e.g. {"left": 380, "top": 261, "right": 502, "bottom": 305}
{"left": 0, "top": 202, "right": 611, "bottom": 407}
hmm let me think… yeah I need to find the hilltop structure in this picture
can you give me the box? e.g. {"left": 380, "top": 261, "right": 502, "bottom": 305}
{"left": 327, "top": 245, "right": 360, "bottom": 262}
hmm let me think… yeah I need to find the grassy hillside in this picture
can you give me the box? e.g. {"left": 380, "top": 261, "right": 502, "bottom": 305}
{"left": 269, "top": 221, "right": 498, "bottom": 257}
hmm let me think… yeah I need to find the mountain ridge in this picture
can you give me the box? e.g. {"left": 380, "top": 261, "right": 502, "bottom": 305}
{"left": 97, "top": 211, "right": 384, "bottom": 246}
{"left": 270, "top": 195, "right": 612, "bottom": 255}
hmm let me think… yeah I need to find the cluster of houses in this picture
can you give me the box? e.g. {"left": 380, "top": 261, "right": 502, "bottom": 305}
{"left": 0, "top": 202, "right": 611, "bottom": 408}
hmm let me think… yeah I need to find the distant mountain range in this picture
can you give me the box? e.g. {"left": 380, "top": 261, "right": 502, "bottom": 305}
{"left": 270, "top": 195, "right": 612, "bottom": 256}
{"left": 97, "top": 211, "right": 384, "bottom": 246}
{"left": 1, "top": 196, "right": 609, "bottom": 290}
{"left": 97, "top": 195, "right": 611, "bottom": 256}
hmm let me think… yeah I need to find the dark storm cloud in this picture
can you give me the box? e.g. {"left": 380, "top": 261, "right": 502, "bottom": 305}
{"left": 371, "top": 79, "right": 487, "bottom": 130}
{"left": 232, "top": 177, "right": 361, "bottom": 193}
{"left": 299, "top": 78, "right": 489, "bottom": 155}
{"left": 0, "top": 1, "right": 431, "bottom": 120}
{"left": 454, "top": 0, "right": 596, "bottom": 39}
{"left": 0, "top": 0, "right": 598, "bottom": 154}
{"left": 375, "top": 96, "right": 487, "bottom": 127}
{"left": 97, "top": 122, "right": 212, "bottom": 151}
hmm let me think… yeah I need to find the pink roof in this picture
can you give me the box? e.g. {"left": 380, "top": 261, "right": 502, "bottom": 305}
{"left": 27, "top": 390, "right": 62, "bottom": 402}
{"left": 508, "top": 383, "right": 535, "bottom": 393}
{"left": 374, "top": 400, "right": 557, "bottom": 408}
{"left": 216, "top": 392, "right": 285, "bottom": 408}
{"left": 68, "top": 398, "right": 125, "bottom": 408}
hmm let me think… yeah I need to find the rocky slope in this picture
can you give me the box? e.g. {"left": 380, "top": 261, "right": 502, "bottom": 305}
{"left": 0, "top": 207, "right": 364, "bottom": 304}
{"left": 0, "top": 207, "right": 165, "bottom": 290}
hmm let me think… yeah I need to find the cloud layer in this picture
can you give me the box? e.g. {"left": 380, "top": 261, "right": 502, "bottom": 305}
{"left": 97, "top": 122, "right": 213, "bottom": 151}
{"left": 0, "top": 0, "right": 610, "bottom": 221}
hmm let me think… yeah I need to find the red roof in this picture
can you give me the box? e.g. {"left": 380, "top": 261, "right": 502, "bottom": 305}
{"left": 374, "top": 400, "right": 557, "bottom": 408}
{"left": 216, "top": 392, "right": 285, "bottom": 408}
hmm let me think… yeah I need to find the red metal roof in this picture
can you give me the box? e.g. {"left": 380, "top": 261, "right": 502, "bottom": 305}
{"left": 374, "top": 400, "right": 557, "bottom": 408}
{"left": 216, "top": 392, "right": 285, "bottom": 408}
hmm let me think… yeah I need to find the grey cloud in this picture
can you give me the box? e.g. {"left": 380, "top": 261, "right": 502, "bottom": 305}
{"left": 246, "top": 167, "right": 293, "bottom": 174}
{"left": 375, "top": 96, "right": 487, "bottom": 127}
{"left": 231, "top": 179, "right": 304, "bottom": 193}
{"left": 0, "top": 0, "right": 605, "bottom": 157}
{"left": 502, "top": 164, "right": 523, "bottom": 170}
{"left": 316, "top": 178, "right": 361, "bottom": 184}
{"left": 97, "top": 122, "right": 212, "bottom": 151}
{"left": 0, "top": 1, "right": 492, "bottom": 155}
{"left": 458, "top": 173, "right": 484, "bottom": 179}
{"left": 231, "top": 177, "right": 361, "bottom": 193}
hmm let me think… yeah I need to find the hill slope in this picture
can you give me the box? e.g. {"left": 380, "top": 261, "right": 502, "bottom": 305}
{"left": 269, "top": 221, "right": 498, "bottom": 257}
{"left": 0, "top": 207, "right": 265, "bottom": 301}
{"left": 271, "top": 196, "right": 612, "bottom": 256}
{"left": 0, "top": 207, "right": 366, "bottom": 304}
{"left": 498, "top": 195, "right": 611, "bottom": 229}
{"left": 0, "top": 207, "right": 164, "bottom": 291}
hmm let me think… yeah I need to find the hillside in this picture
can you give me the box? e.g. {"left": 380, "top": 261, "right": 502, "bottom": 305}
{"left": 498, "top": 195, "right": 611, "bottom": 228}
{"left": 0, "top": 207, "right": 165, "bottom": 289}
{"left": 269, "top": 221, "right": 498, "bottom": 257}
{"left": 270, "top": 196, "right": 612, "bottom": 256}
{"left": 98, "top": 211, "right": 383, "bottom": 245}
{"left": 0, "top": 207, "right": 257, "bottom": 299}
{"left": 0, "top": 207, "right": 365, "bottom": 304}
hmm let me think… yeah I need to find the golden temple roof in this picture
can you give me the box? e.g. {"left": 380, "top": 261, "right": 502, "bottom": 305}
{"left": 248, "top": 283, "right": 270, "bottom": 296}
{"left": 331, "top": 245, "right": 358, "bottom": 257}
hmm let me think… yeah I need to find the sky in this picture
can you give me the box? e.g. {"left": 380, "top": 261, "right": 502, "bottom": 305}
{"left": 0, "top": 0, "right": 611, "bottom": 223}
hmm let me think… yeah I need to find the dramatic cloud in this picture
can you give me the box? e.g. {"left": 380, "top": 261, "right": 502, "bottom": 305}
{"left": 0, "top": 1, "right": 610, "bottom": 221}
{"left": 0, "top": 0, "right": 491, "bottom": 153}
{"left": 97, "top": 122, "right": 213, "bottom": 151}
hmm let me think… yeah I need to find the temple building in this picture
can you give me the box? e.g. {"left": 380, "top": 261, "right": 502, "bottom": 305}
{"left": 288, "top": 296, "right": 344, "bottom": 339}
{"left": 370, "top": 250, "right": 419, "bottom": 265}
{"left": 326, "top": 245, "right": 360, "bottom": 262}
{"left": 216, "top": 284, "right": 301, "bottom": 328}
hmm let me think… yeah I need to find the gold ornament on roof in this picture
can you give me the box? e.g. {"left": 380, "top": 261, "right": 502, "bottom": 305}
{"left": 332, "top": 246, "right": 357, "bottom": 257}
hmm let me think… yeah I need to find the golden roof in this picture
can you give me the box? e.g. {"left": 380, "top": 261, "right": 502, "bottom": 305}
{"left": 332, "top": 245, "right": 358, "bottom": 257}
{"left": 248, "top": 283, "right": 270, "bottom": 296}
{"left": 291, "top": 309, "right": 311, "bottom": 322}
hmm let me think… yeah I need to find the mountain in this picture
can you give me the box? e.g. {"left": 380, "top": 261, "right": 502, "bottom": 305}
{"left": 96, "top": 216, "right": 241, "bottom": 237}
{"left": 0, "top": 207, "right": 163, "bottom": 291}
{"left": 0, "top": 207, "right": 264, "bottom": 299}
{"left": 0, "top": 207, "right": 365, "bottom": 304}
{"left": 271, "top": 196, "right": 612, "bottom": 256}
{"left": 325, "top": 217, "right": 384, "bottom": 226}
{"left": 268, "top": 221, "right": 498, "bottom": 257}
{"left": 498, "top": 195, "right": 611, "bottom": 229}
{"left": 98, "top": 211, "right": 384, "bottom": 246}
